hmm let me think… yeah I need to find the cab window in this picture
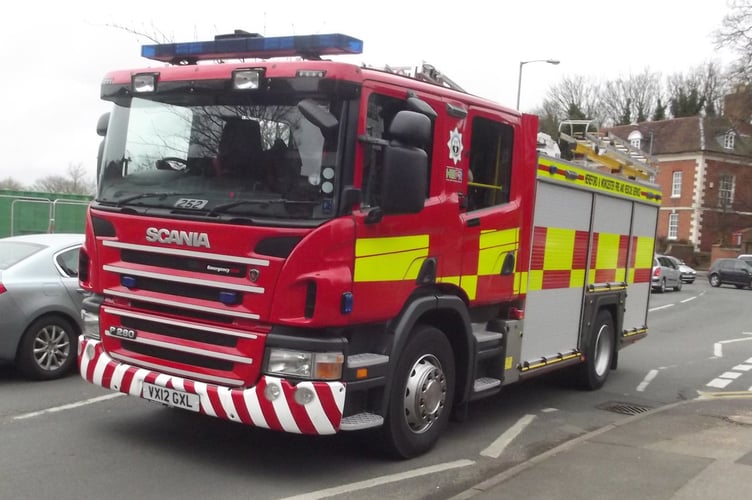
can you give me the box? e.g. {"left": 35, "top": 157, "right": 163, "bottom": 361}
{"left": 467, "top": 116, "right": 514, "bottom": 210}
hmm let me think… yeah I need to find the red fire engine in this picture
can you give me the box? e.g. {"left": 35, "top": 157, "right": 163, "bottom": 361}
{"left": 79, "top": 32, "right": 661, "bottom": 458}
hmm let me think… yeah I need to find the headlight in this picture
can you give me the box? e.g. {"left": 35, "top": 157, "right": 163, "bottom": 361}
{"left": 266, "top": 348, "right": 343, "bottom": 380}
{"left": 81, "top": 309, "right": 101, "bottom": 340}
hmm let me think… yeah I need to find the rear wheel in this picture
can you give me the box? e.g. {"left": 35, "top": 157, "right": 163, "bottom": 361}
{"left": 575, "top": 310, "right": 614, "bottom": 390}
{"left": 674, "top": 280, "right": 682, "bottom": 291}
{"left": 16, "top": 315, "right": 77, "bottom": 380}
{"left": 709, "top": 274, "right": 721, "bottom": 287}
{"left": 379, "top": 325, "right": 455, "bottom": 459}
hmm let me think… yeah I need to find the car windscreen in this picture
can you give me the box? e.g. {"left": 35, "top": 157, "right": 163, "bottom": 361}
{"left": 0, "top": 241, "right": 45, "bottom": 270}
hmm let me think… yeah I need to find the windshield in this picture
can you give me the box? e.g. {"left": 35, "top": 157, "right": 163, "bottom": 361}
{"left": 97, "top": 96, "right": 343, "bottom": 222}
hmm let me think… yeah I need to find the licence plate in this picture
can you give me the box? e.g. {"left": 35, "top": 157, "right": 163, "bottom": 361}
{"left": 142, "top": 382, "right": 200, "bottom": 412}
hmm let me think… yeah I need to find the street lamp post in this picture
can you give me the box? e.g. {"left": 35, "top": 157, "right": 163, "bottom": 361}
{"left": 516, "top": 59, "right": 560, "bottom": 110}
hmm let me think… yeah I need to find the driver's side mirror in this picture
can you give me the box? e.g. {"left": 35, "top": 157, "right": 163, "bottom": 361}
{"left": 380, "top": 110, "right": 430, "bottom": 215}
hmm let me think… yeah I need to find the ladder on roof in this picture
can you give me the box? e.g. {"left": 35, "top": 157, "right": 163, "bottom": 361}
{"left": 558, "top": 119, "right": 657, "bottom": 181}
{"left": 381, "top": 62, "right": 467, "bottom": 93}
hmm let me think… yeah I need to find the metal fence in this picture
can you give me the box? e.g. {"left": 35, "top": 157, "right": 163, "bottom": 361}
{"left": 0, "top": 191, "right": 91, "bottom": 237}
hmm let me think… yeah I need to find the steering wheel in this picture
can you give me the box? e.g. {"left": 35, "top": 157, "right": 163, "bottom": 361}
{"left": 156, "top": 157, "right": 189, "bottom": 171}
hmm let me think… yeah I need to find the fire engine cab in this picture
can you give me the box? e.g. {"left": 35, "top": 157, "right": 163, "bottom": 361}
{"left": 79, "top": 32, "right": 661, "bottom": 458}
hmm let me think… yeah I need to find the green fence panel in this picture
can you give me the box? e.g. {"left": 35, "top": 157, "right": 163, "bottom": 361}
{"left": 0, "top": 190, "right": 91, "bottom": 237}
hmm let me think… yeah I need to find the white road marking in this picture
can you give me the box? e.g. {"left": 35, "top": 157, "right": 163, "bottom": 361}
{"left": 636, "top": 369, "right": 659, "bottom": 392}
{"left": 480, "top": 414, "right": 536, "bottom": 458}
{"left": 649, "top": 304, "right": 674, "bottom": 312}
{"left": 707, "top": 378, "right": 733, "bottom": 389}
{"left": 719, "top": 371, "right": 742, "bottom": 380}
{"left": 733, "top": 364, "right": 752, "bottom": 372}
{"left": 714, "top": 343, "right": 723, "bottom": 358}
{"left": 680, "top": 296, "right": 697, "bottom": 303}
{"left": 712, "top": 335, "right": 752, "bottom": 358}
{"left": 541, "top": 408, "right": 558, "bottom": 413}
{"left": 13, "top": 393, "right": 124, "bottom": 421}
{"left": 279, "top": 459, "right": 475, "bottom": 500}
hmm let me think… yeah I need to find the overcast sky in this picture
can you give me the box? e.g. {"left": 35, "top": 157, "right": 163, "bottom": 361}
{"left": 0, "top": 0, "right": 734, "bottom": 187}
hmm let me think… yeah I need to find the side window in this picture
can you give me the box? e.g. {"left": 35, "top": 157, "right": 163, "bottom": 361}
{"left": 56, "top": 247, "right": 80, "bottom": 278}
{"left": 467, "top": 116, "right": 514, "bottom": 211}
{"left": 361, "top": 92, "right": 434, "bottom": 208}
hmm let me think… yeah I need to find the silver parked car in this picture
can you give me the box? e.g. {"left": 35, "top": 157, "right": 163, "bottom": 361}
{"left": 0, "top": 233, "right": 84, "bottom": 380}
{"left": 663, "top": 255, "right": 697, "bottom": 284}
{"left": 652, "top": 255, "right": 682, "bottom": 292}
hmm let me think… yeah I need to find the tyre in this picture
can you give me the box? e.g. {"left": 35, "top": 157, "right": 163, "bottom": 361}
{"left": 16, "top": 315, "right": 77, "bottom": 381}
{"left": 674, "top": 280, "right": 682, "bottom": 292}
{"left": 575, "top": 310, "right": 614, "bottom": 390}
{"left": 380, "top": 324, "right": 455, "bottom": 459}
{"left": 708, "top": 274, "right": 721, "bottom": 287}
{"left": 658, "top": 279, "right": 666, "bottom": 293}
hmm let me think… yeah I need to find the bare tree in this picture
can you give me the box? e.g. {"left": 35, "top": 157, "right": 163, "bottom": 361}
{"left": 32, "top": 163, "right": 95, "bottom": 195}
{"left": 0, "top": 177, "right": 26, "bottom": 191}
{"left": 715, "top": 0, "right": 752, "bottom": 83}
{"left": 542, "top": 75, "right": 604, "bottom": 125}
{"left": 667, "top": 62, "right": 727, "bottom": 117}
{"left": 600, "top": 70, "right": 662, "bottom": 125}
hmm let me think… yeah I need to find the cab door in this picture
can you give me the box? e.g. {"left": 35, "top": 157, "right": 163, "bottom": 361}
{"left": 458, "top": 108, "right": 524, "bottom": 306}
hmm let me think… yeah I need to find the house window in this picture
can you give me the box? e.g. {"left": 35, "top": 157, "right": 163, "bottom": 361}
{"left": 719, "top": 174, "right": 735, "bottom": 207}
{"left": 628, "top": 130, "right": 642, "bottom": 150}
{"left": 668, "top": 213, "right": 679, "bottom": 240}
{"left": 724, "top": 131, "right": 735, "bottom": 150}
{"left": 671, "top": 171, "right": 682, "bottom": 198}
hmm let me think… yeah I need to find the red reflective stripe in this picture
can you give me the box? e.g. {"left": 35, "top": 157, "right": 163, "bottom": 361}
{"left": 618, "top": 235, "right": 630, "bottom": 268}
{"left": 595, "top": 269, "right": 616, "bottom": 282}
{"left": 231, "top": 390, "right": 253, "bottom": 425}
{"left": 531, "top": 227, "right": 547, "bottom": 270}
{"left": 633, "top": 268, "right": 652, "bottom": 283}
{"left": 206, "top": 385, "right": 229, "bottom": 420}
{"left": 542, "top": 270, "right": 571, "bottom": 289}
{"left": 120, "top": 366, "right": 139, "bottom": 393}
{"left": 100, "top": 361, "right": 117, "bottom": 387}
{"left": 572, "top": 230, "right": 589, "bottom": 269}
{"left": 314, "top": 383, "right": 342, "bottom": 428}
{"left": 255, "top": 378, "right": 282, "bottom": 431}
{"left": 281, "top": 383, "right": 316, "bottom": 434}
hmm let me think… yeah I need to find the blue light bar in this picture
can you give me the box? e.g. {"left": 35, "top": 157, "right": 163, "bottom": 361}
{"left": 142, "top": 33, "right": 363, "bottom": 63}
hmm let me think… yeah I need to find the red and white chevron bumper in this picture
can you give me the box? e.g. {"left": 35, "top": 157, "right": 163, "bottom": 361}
{"left": 79, "top": 337, "right": 345, "bottom": 435}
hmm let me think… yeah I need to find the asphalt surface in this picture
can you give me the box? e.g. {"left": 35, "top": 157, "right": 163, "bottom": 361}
{"left": 450, "top": 395, "right": 752, "bottom": 500}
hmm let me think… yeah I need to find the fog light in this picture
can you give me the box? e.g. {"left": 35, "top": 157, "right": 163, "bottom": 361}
{"left": 294, "top": 386, "right": 315, "bottom": 405}
{"left": 264, "top": 383, "right": 281, "bottom": 401}
{"left": 86, "top": 343, "right": 96, "bottom": 359}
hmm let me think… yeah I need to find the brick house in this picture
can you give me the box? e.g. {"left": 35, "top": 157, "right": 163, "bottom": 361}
{"left": 609, "top": 97, "right": 752, "bottom": 255}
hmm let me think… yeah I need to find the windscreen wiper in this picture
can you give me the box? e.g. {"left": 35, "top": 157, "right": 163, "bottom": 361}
{"left": 110, "top": 192, "right": 203, "bottom": 207}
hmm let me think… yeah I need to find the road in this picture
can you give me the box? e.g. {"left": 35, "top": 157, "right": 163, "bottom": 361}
{"left": 1, "top": 277, "right": 751, "bottom": 500}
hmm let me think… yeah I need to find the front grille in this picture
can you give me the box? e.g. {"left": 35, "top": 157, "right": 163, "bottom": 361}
{"left": 121, "top": 316, "right": 237, "bottom": 347}
{"left": 127, "top": 275, "right": 243, "bottom": 303}
{"left": 122, "top": 340, "right": 233, "bottom": 371}
{"left": 130, "top": 299, "right": 234, "bottom": 324}
{"left": 122, "top": 249, "right": 247, "bottom": 278}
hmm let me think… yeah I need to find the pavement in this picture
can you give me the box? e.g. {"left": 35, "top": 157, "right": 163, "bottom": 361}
{"left": 451, "top": 395, "right": 752, "bottom": 500}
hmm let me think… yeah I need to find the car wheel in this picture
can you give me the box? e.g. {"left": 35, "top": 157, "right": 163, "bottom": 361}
{"left": 575, "top": 310, "right": 615, "bottom": 390}
{"left": 658, "top": 279, "right": 666, "bottom": 293}
{"left": 16, "top": 315, "right": 77, "bottom": 380}
{"left": 674, "top": 280, "right": 682, "bottom": 291}
{"left": 379, "top": 324, "right": 455, "bottom": 459}
{"left": 709, "top": 274, "right": 721, "bottom": 287}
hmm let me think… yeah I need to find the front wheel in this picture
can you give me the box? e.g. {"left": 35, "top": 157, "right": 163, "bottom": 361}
{"left": 674, "top": 280, "right": 682, "bottom": 291}
{"left": 16, "top": 315, "right": 77, "bottom": 380}
{"left": 379, "top": 325, "right": 455, "bottom": 459}
{"left": 709, "top": 274, "right": 721, "bottom": 287}
{"left": 575, "top": 310, "right": 614, "bottom": 390}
